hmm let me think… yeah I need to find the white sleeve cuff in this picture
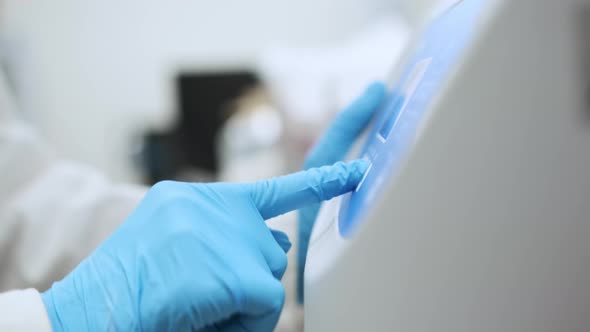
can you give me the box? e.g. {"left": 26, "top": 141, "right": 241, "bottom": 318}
{"left": 0, "top": 288, "right": 53, "bottom": 331}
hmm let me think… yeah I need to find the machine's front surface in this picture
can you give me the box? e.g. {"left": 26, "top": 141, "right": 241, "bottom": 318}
{"left": 305, "top": 0, "right": 590, "bottom": 330}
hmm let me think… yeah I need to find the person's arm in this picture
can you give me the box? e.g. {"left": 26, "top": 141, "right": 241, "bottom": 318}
{"left": 0, "top": 71, "right": 378, "bottom": 330}
{"left": 0, "top": 71, "right": 145, "bottom": 330}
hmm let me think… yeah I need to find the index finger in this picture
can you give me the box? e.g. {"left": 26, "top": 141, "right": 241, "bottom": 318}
{"left": 247, "top": 159, "right": 369, "bottom": 220}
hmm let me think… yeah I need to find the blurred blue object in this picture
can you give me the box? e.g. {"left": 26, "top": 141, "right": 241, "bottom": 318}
{"left": 41, "top": 161, "right": 368, "bottom": 331}
{"left": 297, "top": 82, "right": 386, "bottom": 303}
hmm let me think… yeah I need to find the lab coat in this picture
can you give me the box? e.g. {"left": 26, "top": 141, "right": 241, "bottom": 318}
{"left": 0, "top": 71, "right": 145, "bottom": 330}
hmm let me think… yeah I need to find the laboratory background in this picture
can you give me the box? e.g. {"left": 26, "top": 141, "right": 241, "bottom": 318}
{"left": 4, "top": 0, "right": 589, "bottom": 330}
{"left": 0, "top": 0, "right": 422, "bottom": 184}
{"left": 0, "top": 0, "right": 425, "bottom": 330}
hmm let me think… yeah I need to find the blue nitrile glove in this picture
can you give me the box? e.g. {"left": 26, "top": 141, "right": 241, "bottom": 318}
{"left": 41, "top": 160, "right": 368, "bottom": 332}
{"left": 297, "top": 82, "right": 386, "bottom": 303}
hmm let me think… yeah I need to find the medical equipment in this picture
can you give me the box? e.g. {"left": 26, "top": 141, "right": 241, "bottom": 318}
{"left": 305, "top": 0, "right": 590, "bottom": 330}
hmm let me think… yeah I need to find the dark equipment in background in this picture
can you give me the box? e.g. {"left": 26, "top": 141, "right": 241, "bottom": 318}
{"left": 139, "top": 71, "right": 259, "bottom": 184}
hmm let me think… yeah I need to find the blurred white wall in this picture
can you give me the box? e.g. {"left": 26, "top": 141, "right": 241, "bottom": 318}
{"left": 0, "top": 0, "right": 402, "bottom": 182}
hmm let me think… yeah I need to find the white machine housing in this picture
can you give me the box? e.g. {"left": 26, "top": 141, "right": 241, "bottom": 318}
{"left": 305, "top": 0, "right": 590, "bottom": 331}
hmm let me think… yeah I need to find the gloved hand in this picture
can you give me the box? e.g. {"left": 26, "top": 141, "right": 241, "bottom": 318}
{"left": 297, "top": 82, "right": 386, "bottom": 303}
{"left": 41, "top": 160, "right": 368, "bottom": 331}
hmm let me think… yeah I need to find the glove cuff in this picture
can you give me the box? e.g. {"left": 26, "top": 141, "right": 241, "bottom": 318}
{"left": 41, "top": 271, "right": 92, "bottom": 331}
{"left": 41, "top": 287, "right": 64, "bottom": 332}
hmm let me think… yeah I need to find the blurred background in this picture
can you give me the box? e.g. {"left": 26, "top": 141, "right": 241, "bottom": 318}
{"left": 0, "top": 0, "right": 438, "bottom": 329}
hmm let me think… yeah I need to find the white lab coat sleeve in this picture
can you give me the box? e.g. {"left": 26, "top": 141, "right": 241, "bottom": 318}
{"left": 0, "top": 121, "right": 147, "bottom": 291}
{"left": 0, "top": 289, "right": 52, "bottom": 331}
